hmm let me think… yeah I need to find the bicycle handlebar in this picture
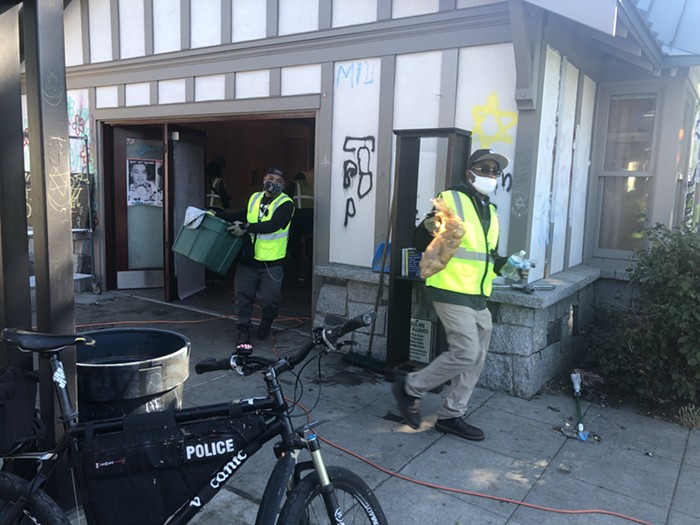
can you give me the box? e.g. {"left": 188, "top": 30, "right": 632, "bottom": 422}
{"left": 194, "top": 355, "right": 236, "bottom": 374}
{"left": 321, "top": 311, "right": 375, "bottom": 351}
{"left": 194, "top": 311, "right": 376, "bottom": 376}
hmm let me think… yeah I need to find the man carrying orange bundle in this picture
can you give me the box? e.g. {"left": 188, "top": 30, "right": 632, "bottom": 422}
{"left": 392, "top": 149, "right": 528, "bottom": 440}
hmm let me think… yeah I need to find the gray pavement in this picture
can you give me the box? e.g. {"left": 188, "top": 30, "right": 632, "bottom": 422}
{"left": 72, "top": 289, "right": 699, "bottom": 525}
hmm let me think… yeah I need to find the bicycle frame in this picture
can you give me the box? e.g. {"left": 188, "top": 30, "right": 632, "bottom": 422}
{"left": 1, "top": 313, "right": 376, "bottom": 525}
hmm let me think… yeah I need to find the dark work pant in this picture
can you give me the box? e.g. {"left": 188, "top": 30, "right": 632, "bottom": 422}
{"left": 234, "top": 263, "right": 284, "bottom": 328}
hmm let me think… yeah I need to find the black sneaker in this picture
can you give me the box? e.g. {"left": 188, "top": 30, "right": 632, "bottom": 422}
{"left": 257, "top": 318, "right": 273, "bottom": 339}
{"left": 236, "top": 326, "right": 252, "bottom": 351}
{"left": 391, "top": 376, "right": 421, "bottom": 429}
{"left": 435, "top": 417, "right": 485, "bottom": 441}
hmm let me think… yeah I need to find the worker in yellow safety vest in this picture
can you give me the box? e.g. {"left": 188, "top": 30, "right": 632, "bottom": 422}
{"left": 288, "top": 172, "right": 314, "bottom": 280}
{"left": 392, "top": 149, "right": 529, "bottom": 441}
{"left": 227, "top": 167, "right": 293, "bottom": 349}
{"left": 205, "top": 161, "right": 231, "bottom": 211}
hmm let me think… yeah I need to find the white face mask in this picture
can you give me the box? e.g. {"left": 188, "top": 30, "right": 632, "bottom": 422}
{"left": 469, "top": 172, "right": 498, "bottom": 195}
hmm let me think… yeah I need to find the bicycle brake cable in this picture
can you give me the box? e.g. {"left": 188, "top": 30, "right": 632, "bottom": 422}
{"left": 287, "top": 353, "right": 325, "bottom": 419}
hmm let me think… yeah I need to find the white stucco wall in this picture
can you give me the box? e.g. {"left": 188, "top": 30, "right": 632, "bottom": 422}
{"left": 330, "top": 58, "right": 381, "bottom": 267}
{"left": 64, "top": 0, "right": 83, "bottom": 67}
{"left": 191, "top": 0, "right": 222, "bottom": 49}
{"left": 235, "top": 70, "right": 270, "bottom": 99}
{"left": 125, "top": 83, "right": 151, "bottom": 106}
{"left": 119, "top": 0, "right": 145, "bottom": 59}
{"left": 394, "top": 51, "right": 443, "bottom": 223}
{"left": 153, "top": 0, "right": 181, "bottom": 54}
{"left": 89, "top": 0, "right": 112, "bottom": 63}
{"left": 158, "top": 79, "right": 186, "bottom": 104}
{"left": 95, "top": 86, "right": 119, "bottom": 108}
{"left": 281, "top": 65, "right": 322, "bottom": 96}
{"left": 279, "top": 0, "right": 319, "bottom": 36}
{"left": 195, "top": 75, "right": 226, "bottom": 101}
{"left": 232, "top": 0, "right": 267, "bottom": 42}
{"left": 332, "top": 0, "right": 377, "bottom": 27}
{"left": 392, "top": 0, "right": 439, "bottom": 18}
{"left": 455, "top": 43, "right": 519, "bottom": 250}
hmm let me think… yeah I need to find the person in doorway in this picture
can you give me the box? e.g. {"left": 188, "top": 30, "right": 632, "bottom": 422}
{"left": 287, "top": 172, "right": 314, "bottom": 280}
{"left": 227, "top": 166, "right": 294, "bottom": 349}
{"left": 205, "top": 161, "right": 231, "bottom": 212}
{"left": 392, "top": 149, "right": 528, "bottom": 441}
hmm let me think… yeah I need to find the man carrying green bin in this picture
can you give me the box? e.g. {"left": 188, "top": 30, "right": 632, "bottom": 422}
{"left": 227, "top": 167, "right": 294, "bottom": 350}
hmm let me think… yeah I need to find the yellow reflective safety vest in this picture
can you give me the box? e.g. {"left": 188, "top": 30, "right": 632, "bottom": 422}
{"left": 292, "top": 181, "right": 314, "bottom": 210}
{"left": 246, "top": 191, "right": 293, "bottom": 261}
{"left": 206, "top": 178, "right": 225, "bottom": 209}
{"left": 425, "top": 190, "right": 500, "bottom": 297}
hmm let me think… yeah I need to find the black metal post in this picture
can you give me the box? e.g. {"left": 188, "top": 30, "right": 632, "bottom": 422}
{"left": 22, "top": 0, "right": 76, "bottom": 504}
{"left": 0, "top": 4, "right": 33, "bottom": 369}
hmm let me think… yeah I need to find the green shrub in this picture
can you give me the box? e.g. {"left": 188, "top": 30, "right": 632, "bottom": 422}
{"left": 588, "top": 224, "right": 700, "bottom": 405}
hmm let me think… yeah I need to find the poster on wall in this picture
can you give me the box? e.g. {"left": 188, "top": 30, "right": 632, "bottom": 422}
{"left": 127, "top": 158, "right": 163, "bottom": 207}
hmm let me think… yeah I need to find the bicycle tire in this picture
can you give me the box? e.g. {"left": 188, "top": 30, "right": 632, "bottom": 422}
{"left": 277, "top": 466, "right": 388, "bottom": 525}
{"left": 0, "top": 472, "right": 69, "bottom": 525}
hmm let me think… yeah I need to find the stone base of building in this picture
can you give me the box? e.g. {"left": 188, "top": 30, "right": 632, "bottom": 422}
{"left": 315, "top": 263, "right": 601, "bottom": 399}
{"left": 28, "top": 228, "right": 95, "bottom": 293}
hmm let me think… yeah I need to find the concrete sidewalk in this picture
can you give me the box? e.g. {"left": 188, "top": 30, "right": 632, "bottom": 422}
{"left": 74, "top": 290, "right": 699, "bottom": 525}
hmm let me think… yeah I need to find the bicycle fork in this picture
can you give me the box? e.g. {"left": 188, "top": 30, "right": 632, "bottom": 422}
{"left": 303, "top": 428, "right": 345, "bottom": 525}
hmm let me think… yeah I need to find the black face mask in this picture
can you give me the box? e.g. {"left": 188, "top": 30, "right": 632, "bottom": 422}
{"left": 264, "top": 180, "right": 283, "bottom": 196}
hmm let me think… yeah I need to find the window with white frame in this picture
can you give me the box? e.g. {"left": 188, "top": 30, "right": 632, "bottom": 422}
{"left": 596, "top": 93, "right": 656, "bottom": 253}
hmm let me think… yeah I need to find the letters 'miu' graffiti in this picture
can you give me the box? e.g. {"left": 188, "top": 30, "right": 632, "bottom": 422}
{"left": 336, "top": 61, "right": 376, "bottom": 89}
{"left": 341, "top": 136, "right": 375, "bottom": 226}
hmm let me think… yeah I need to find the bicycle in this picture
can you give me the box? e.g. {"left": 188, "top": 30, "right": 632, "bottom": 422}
{"left": 0, "top": 311, "right": 388, "bottom": 525}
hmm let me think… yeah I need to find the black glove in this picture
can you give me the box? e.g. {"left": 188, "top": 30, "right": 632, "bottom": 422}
{"left": 423, "top": 214, "right": 441, "bottom": 234}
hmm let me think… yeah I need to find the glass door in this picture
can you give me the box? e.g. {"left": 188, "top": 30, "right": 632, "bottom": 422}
{"left": 112, "top": 126, "right": 165, "bottom": 289}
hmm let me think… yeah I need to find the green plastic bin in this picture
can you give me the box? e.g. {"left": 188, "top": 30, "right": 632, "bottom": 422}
{"left": 172, "top": 214, "right": 242, "bottom": 274}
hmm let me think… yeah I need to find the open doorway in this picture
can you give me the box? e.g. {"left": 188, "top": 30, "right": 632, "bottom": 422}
{"left": 102, "top": 115, "right": 316, "bottom": 329}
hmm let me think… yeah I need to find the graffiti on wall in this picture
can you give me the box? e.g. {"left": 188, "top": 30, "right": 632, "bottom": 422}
{"left": 336, "top": 61, "right": 376, "bottom": 88}
{"left": 470, "top": 92, "right": 518, "bottom": 197}
{"left": 330, "top": 57, "right": 381, "bottom": 267}
{"left": 24, "top": 90, "right": 95, "bottom": 230}
{"left": 46, "top": 136, "right": 71, "bottom": 213}
{"left": 341, "top": 136, "right": 375, "bottom": 226}
{"left": 471, "top": 93, "right": 518, "bottom": 148}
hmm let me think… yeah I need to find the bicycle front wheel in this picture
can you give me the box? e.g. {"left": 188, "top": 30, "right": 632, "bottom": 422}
{"left": 0, "top": 472, "right": 69, "bottom": 525}
{"left": 277, "top": 466, "right": 388, "bottom": 525}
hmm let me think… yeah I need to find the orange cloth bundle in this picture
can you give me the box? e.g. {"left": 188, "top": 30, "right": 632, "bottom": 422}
{"left": 419, "top": 198, "right": 465, "bottom": 279}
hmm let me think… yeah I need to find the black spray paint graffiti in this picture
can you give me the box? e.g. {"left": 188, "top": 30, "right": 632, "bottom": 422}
{"left": 500, "top": 171, "right": 513, "bottom": 193}
{"left": 342, "top": 136, "right": 375, "bottom": 226}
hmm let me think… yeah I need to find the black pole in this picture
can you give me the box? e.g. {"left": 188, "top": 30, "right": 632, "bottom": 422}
{"left": 22, "top": 0, "right": 76, "bottom": 506}
{"left": 0, "top": 5, "right": 33, "bottom": 370}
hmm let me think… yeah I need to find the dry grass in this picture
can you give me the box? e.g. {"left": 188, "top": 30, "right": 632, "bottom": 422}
{"left": 676, "top": 404, "right": 700, "bottom": 430}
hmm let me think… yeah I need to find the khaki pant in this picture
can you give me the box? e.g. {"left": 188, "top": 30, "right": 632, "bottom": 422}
{"left": 405, "top": 301, "right": 492, "bottom": 419}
